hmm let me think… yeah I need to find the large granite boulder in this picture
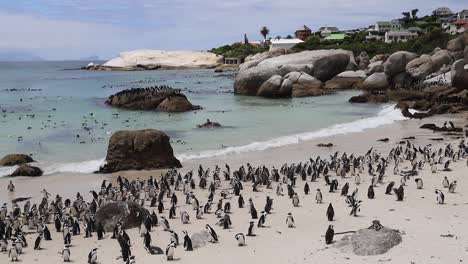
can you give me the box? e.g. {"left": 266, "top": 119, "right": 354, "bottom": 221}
{"left": 357, "top": 52, "right": 370, "bottom": 70}
{"left": 257, "top": 75, "right": 284, "bottom": 97}
{"left": 337, "top": 227, "right": 402, "bottom": 256}
{"left": 0, "top": 154, "right": 34, "bottom": 166}
{"left": 369, "top": 54, "right": 387, "bottom": 64}
{"left": 405, "top": 55, "right": 434, "bottom": 80}
{"left": 324, "top": 70, "right": 366, "bottom": 90}
{"left": 465, "top": 46, "right": 468, "bottom": 62}
{"left": 95, "top": 202, "right": 150, "bottom": 232}
{"left": 367, "top": 61, "right": 384, "bottom": 75}
{"left": 432, "top": 49, "right": 453, "bottom": 69}
{"left": 98, "top": 129, "right": 182, "bottom": 173}
{"left": 447, "top": 35, "right": 465, "bottom": 52}
{"left": 9, "top": 165, "right": 43, "bottom": 177}
{"left": 289, "top": 72, "right": 324, "bottom": 97}
{"left": 362, "top": 73, "right": 390, "bottom": 92}
{"left": 383, "top": 51, "right": 418, "bottom": 78}
{"left": 451, "top": 59, "right": 468, "bottom": 89}
{"left": 106, "top": 87, "right": 200, "bottom": 112}
{"left": 234, "top": 49, "right": 355, "bottom": 96}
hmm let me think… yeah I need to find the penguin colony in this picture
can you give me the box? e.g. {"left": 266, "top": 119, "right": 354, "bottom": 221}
{"left": 1, "top": 139, "right": 466, "bottom": 263}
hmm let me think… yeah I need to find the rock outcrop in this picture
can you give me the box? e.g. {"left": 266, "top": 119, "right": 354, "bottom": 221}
{"left": 95, "top": 202, "right": 150, "bottom": 232}
{"left": 451, "top": 59, "right": 468, "bottom": 89}
{"left": 98, "top": 129, "right": 182, "bottom": 173}
{"left": 92, "top": 50, "right": 223, "bottom": 70}
{"left": 383, "top": 51, "right": 418, "bottom": 78}
{"left": 325, "top": 71, "right": 366, "bottom": 90}
{"left": 362, "top": 72, "right": 390, "bottom": 92}
{"left": 9, "top": 165, "right": 43, "bottom": 177}
{"left": 105, "top": 86, "right": 200, "bottom": 112}
{"left": 0, "top": 154, "right": 34, "bottom": 166}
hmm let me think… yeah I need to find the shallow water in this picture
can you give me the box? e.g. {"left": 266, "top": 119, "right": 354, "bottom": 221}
{"left": 0, "top": 61, "right": 395, "bottom": 175}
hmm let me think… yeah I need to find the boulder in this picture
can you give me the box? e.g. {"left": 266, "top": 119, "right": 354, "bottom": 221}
{"left": 324, "top": 71, "right": 366, "bottom": 90}
{"left": 191, "top": 230, "right": 212, "bottom": 249}
{"left": 362, "top": 73, "right": 390, "bottom": 92}
{"left": 405, "top": 55, "right": 434, "bottom": 80}
{"left": 357, "top": 52, "right": 370, "bottom": 70}
{"left": 447, "top": 35, "right": 465, "bottom": 52}
{"left": 431, "top": 49, "right": 453, "bottom": 69}
{"left": 369, "top": 54, "right": 387, "bottom": 64}
{"left": 383, "top": 51, "right": 418, "bottom": 78}
{"left": 348, "top": 227, "right": 402, "bottom": 256}
{"left": 465, "top": 46, "right": 468, "bottom": 62}
{"left": 450, "top": 51, "right": 464, "bottom": 61}
{"left": 157, "top": 96, "right": 199, "bottom": 112}
{"left": 290, "top": 72, "right": 324, "bottom": 97}
{"left": 392, "top": 72, "right": 414, "bottom": 89}
{"left": 367, "top": 62, "right": 384, "bottom": 75}
{"left": 279, "top": 78, "right": 293, "bottom": 96}
{"left": 0, "top": 154, "right": 34, "bottom": 166}
{"left": 9, "top": 165, "right": 43, "bottom": 177}
{"left": 312, "top": 53, "right": 351, "bottom": 82}
{"left": 234, "top": 66, "right": 282, "bottom": 95}
{"left": 257, "top": 75, "right": 284, "bottom": 97}
{"left": 451, "top": 59, "right": 468, "bottom": 89}
{"left": 98, "top": 129, "right": 182, "bottom": 173}
{"left": 95, "top": 202, "right": 150, "bottom": 232}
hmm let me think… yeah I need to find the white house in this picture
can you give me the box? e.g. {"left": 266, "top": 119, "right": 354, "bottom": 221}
{"left": 447, "top": 19, "right": 468, "bottom": 34}
{"left": 269, "top": 38, "right": 304, "bottom": 50}
{"left": 433, "top": 7, "right": 453, "bottom": 17}
{"left": 319, "top": 26, "right": 339, "bottom": 37}
{"left": 384, "top": 31, "right": 418, "bottom": 43}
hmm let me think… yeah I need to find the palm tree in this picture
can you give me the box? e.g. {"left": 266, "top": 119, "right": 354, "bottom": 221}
{"left": 260, "top": 26, "right": 270, "bottom": 41}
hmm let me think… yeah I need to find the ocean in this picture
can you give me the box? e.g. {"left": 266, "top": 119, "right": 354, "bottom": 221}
{"left": 0, "top": 61, "right": 405, "bottom": 176}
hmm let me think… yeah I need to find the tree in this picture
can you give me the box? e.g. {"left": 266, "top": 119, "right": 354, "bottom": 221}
{"left": 275, "top": 35, "right": 281, "bottom": 40}
{"left": 402, "top": 12, "right": 411, "bottom": 24}
{"left": 285, "top": 35, "right": 293, "bottom": 39}
{"left": 260, "top": 26, "right": 270, "bottom": 41}
{"left": 244, "top": 33, "right": 249, "bottom": 44}
{"left": 411, "top": 9, "right": 419, "bottom": 19}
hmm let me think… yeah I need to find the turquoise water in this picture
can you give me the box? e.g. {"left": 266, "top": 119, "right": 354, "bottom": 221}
{"left": 0, "top": 61, "right": 391, "bottom": 174}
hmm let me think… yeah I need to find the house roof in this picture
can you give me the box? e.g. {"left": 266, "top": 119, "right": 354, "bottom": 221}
{"left": 377, "top": 21, "right": 391, "bottom": 26}
{"left": 386, "top": 31, "right": 418, "bottom": 37}
{"left": 324, "top": 34, "right": 347, "bottom": 40}
{"left": 407, "top": 27, "right": 422, "bottom": 31}
{"left": 270, "top": 38, "right": 304, "bottom": 44}
{"left": 296, "top": 25, "right": 311, "bottom": 32}
{"left": 434, "top": 7, "right": 452, "bottom": 12}
{"left": 319, "top": 26, "right": 339, "bottom": 31}
{"left": 450, "top": 19, "right": 468, "bottom": 26}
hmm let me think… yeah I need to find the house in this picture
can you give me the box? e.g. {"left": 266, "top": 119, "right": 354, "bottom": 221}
{"left": 224, "top": 58, "right": 242, "bottom": 65}
{"left": 433, "top": 7, "right": 453, "bottom": 17}
{"left": 375, "top": 21, "right": 392, "bottom": 32}
{"left": 365, "top": 32, "right": 383, "bottom": 42}
{"left": 458, "top": 10, "right": 468, "bottom": 20}
{"left": 390, "top": 19, "right": 402, "bottom": 30}
{"left": 319, "top": 26, "right": 339, "bottom": 37}
{"left": 323, "top": 34, "right": 347, "bottom": 41}
{"left": 447, "top": 19, "right": 468, "bottom": 34}
{"left": 295, "top": 25, "right": 312, "bottom": 41}
{"left": 384, "top": 31, "right": 418, "bottom": 43}
{"left": 407, "top": 27, "right": 424, "bottom": 34}
{"left": 269, "top": 38, "right": 304, "bottom": 50}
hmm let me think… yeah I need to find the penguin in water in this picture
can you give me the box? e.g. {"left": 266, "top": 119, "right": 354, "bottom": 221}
{"left": 182, "top": 231, "right": 193, "bottom": 251}
{"left": 442, "top": 177, "right": 450, "bottom": 188}
{"left": 34, "top": 233, "right": 43, "bottom": 250}
{"left": 315, "top": 189, "right": 323, "bottom": 203}
{"left": 367, "top": 185, "right": 375, "bottom": 199}
{"left": 235, "top": 233, "right": 246, "bottom": 246}
{"left": 415, "top": 178, "right": 423, "bottom": 189}
{"left": 206, "top": 224, "right": 219, "bottom": 243}
{"left": 88, "top": 248, "right": 98, "bottom": 264}
{"left": 9, "top": 244, "right": 19, "bottom": 262}
{"left": 449, "top": 181, "right": 457, "bottom": 193}
{"left": 286, "top": 213, "right": 295, "bottom": 228}
{"left": 257, "top": 211, "right": 267, "bottom": 227}
{"left": 325, "top": 225, "right": 334, "bottom": 244}
{"left": 435, "top": 189, "right": 445, "bottom": 204}
{"left": 62, "top": 245, "right": 71, "bottom": 262}
{"left": 326, "top": 203, "right": 335, "bottom": 221}
{"left": 165, "top": 241, "right": 176, "bottom": 261}
{"left": 246, "top": 221, "right": 256, "bottom": 237}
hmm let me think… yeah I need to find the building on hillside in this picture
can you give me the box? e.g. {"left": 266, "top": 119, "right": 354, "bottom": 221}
{"left": 384, "top": 31, "right": 418, "bottom": 43}
{"left": 319, "top": 26, "right": 339, "bottom": 37}
{"left": 224, "top": 58, "right": 242, "bottom": 65}
{"left": 269, "top": 38, "right": 304, "bottom": 50}
{"left": 447, "top": 19, "right": 468, "bottom": 34}
{"left": 390, "top": 19, "right": 403, "bottom": 30}
{"left": 323, "top": 34, "right": 347, "bottom": 41}
{"left": 295, "top": 25, "right": 312, "bottom": 40}
{"left": 433, "top": 7, "right": 453, "bottom": 17}
{"left": 439, "top": 15, "right": 458, "bottom": 25}
{"left": 407, "top": 27, "right": 424, "bottom": 34}
{"left": 365, "top": 32, "right": 384, "bottom": 42}
{"left": 459, "top": 10, "right": 468, "bottom": 20}
{"left": 375, "top": 21, "right": 392, "bottom": 32}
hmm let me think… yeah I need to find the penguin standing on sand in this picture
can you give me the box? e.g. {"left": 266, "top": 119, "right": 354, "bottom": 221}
{"left": 170, "top": 231, "right": 179, "bottom": 246}
{"left": 435, "top": 189, "right": 445, "bottom": 204}
{"left": 0, "top": 239, "right": 7, "bottom": 251}
{"left": 43, "top": 225, "right": 52, "bottom": 240}
{"left": 442, "top": 177, "right": 450, "bottom": 188}
{"left": 247, "top": 221, "right": 255, "bottom": 236}
{"left": 62, "top": 245, "right": 71, "bottom": 262}
{"left": 96, "top": 223, "right": 105, "bottom": 240}
{"left": 238, "top": 194, "right": 244, "bottom": 208}
{"left": 257, "top": 211, "right": 267, "bottom": 227}
{"left": 182, "top": 231, "right": 193, "bottom": 251}
{"left": 9, "top": 244, "right": 19, "bottom": 261}
{"left": 235, "top": 233, "right": 246, "bottom": 246}
{"left": 34, "top": 233, "right": 43, "bottom": 250}
{"left": 325, "top": 225, "right": 334, "bottom": 244}
{"left": 304, "top": 182, "right": 310, "bottom": 195}
{"left": 54, "top": 213, "right": 62, "bottom": 232}
{"left": 165, "top": 241, "right": 176, "bottom": 261}
{"left": 88, "top": 248, "right": 97, "bottom": 264}
{"left": 449, "top": 181, "right": 457, "bottom": 193}
{"left": 286, "top": 213, "right": 295, "bottom": 228}
{"left": 367, "top": 185, "right": 375, "bottom": 199}
{"left": 292, "top": 193, "right": 300, "bottom": 207}
{"left": 415, "top": 178, "right": 423, "bottom": 189}
{"left": 205, "top": 224, "right": 219, "bottom": 243}
{"left": 161, "top": 216, "right": 170, "bottom": 231}
{"left": 7, "top": 181, "right": 15, "bottom": 192}
{"left": 326, "top": 203, "right": 335, "bottom": 221}
{"left": 315, "top": 189, "right": 323, "bottom": 203}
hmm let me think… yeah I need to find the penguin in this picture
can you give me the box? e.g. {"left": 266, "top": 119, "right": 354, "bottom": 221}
{"left": 449, "top": 181, "right": 457, "bottom": 193}
{"left": 304, "top": 182, "right": 310, "bottom": 195}
{"left": 257, "top": 211, "right": 267, "bottom": 227}
{"left": 367, "top": 185, "right": 375, "bottom": 199}
{"left": 292, "top": 193, "right": 300, "bottom": 207}
{"left": 238, "top": 194, "right": 245, "bottom": 208}
{"left": 182, "top": 231, "right": 193, "bottom": 251}
{"left": 442, "top": 177, "right": 450, "bottom": 188}
{"left": 54, "top": 214, "right": 62, "bottom": 232}
{"left": 286, "top": 213, "right": 295, "bottom": 228}
{"left": 354, "top": 174, "right": 361, "bottom": 185}
{"left": 326, "top": 203, "right": 334, "bottom": 221}
{"left": 393, "top": 185, "right": 404, "bottom": 201}
{"left": 88, "top": 248, "right": 98, "bottom": 264}
{"left": 180, "top": 211, "right": 190, "bottom": 224}
{"left": 7, "top": 181, "right": 15, "bottom": 192}
{"left": 385, "top": 182, "right": 395, "bottom": 195}
{"left": 165, "top": 241, "right": 176, "bottom": 261}
{"left": 246, "top": 221, "right": 255, "bottom": 237}
{"left": 34, "top": 233, "right": 43, "bottom": 250}
{"left": 161, "top": 216, "right": 170, "bottom": 231}
{"left": 170, "top": 231, "right": 179, "bottom": 246}
{"left": 14, "top": 238, "right": 23, "bottom": 254}
{"left": 435, "top": 189, "right": 445, "bottom": 204}
{"left": 325, "top": 225, "right": 334, "bottom": 244}
{"left": 341, "top": 183, "right": 349, "bottom": 196}
{"left": 9, "top": 245, "right": 19, "bottom": 262}
{"left": 431, "top": 162, "right": 437, "bottom": 173}
{"left": 415, "top": 178, "right": 423, "bottom": 189}
{"left": 0, "top": 239, "right": 7, "bottom": 251}
{"left": 235, "top": 233, "right": 246, "bottom": 246}
{"left": 315, "top": 189, "right": 323, "bottom": 203}
{"left": 62, "top": 245, "right": 71, "bottom": 262}
{"left": 97, "top": 222, "right": 105, "bottom": 240}
{"left": 42, "top": 225, "right": 52, "bottom": 240}
{"left": 205, "top": 224, "right": 218, "bottom": 242}
{"left": 127, "top": 255, "right": 136, "bottom": 264}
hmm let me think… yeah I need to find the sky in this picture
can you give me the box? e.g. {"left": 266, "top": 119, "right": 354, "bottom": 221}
{"left": 0, "top": 0, "right": 465, "bottom": 60}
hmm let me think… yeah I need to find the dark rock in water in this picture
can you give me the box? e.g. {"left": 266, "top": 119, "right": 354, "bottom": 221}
{"left": 98, "top": 129, "right": 182, "bottom": 173}
{"left": 10, "top": 165, "right": 43, "bottom": 177}
{"left": 348, "top": 94, "right": 370, "bottom": 103}
{"left": 312, "top": 53, "right": 351, "bottom": 82}
{"left": 95, "top": 202, "right": 149, "bottom": 232}
{"left": 197, "top": 119, "right": 221, "bottom": 128}
{"left": 349, "top": 93, "right": 388, "bottom": 104}
{"left": 317, "top": 143, "right": 333, "bottom": 148}
{"left": 0, "top": 154, "right": 34, "bottom": 166}
{"left": 105, "top": 86, "right": 200, "bottom": 112}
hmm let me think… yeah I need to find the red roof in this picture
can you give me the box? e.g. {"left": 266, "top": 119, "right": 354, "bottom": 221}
{"left": 450, "top": 19, "right": 468, "bottom": 26}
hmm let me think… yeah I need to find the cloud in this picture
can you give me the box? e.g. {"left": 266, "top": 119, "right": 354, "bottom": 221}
{"left": 0, "top": 0, "right": 465, "bottom": 60}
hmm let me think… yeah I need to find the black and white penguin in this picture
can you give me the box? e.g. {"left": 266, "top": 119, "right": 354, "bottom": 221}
{"left": 304, "top": 182, "right": 310, "bottom": 195}
{"left": 435, "top": 189, "right": 445, "bottom": 204}
{"left": 286, "top": 213, "right": 295, "bottom": 228}
{"left": 367, "top": 185, "right": 375, "bottom": 199}
{"left": 393, "top": 185, "right": 404, "bottom": 201}
{"left": 97, "top": 222, "right": 105, "bottom": 240}
{"left": 127, "top": 255, "right": 136, "bottom": 264}
{"left": 34, "top": 233, "right": 43, "bottom": 250}
{"left": 0, "top": 238, "right": 7, "bottom": 251}
{"left": 326, "top": 203, "right": 334, "bottom": 221}
{"left": 42, "top": 225, "right": 52, "bottom": 240}
{"left": 292, "top": 193, "right": 300, "bottom": 207}
{"left": 161, "top": 216, "right": 170, "bottom": 231}
{"left": 9, "top": 245, "right": 19, "bottom": 261}
{"left": 7, "top": 181, "right": 15, "bottom": 192}
{"left": 54, "top": 213, "right": 62, "bottom": 232}
{"left": 238, "top": 194, "right": 244, "bottom": 208}
{"left": 341, "top": 183, "right": 349, "bottom": 196}
{"left": 247, "top": 221, "right": 255, "bottom": 237}
{"left": 442, "top": 177, "right": 450, "bottom": 188}
{"left": 165, "top": 241, "right": 176, "bottom": 261}
{"left": 170, "top": 231, "right": 179, "bottom": 245}
{"left": 414, "top": 178, "right": 423, "bottom": 189}
{"left": 325, "top": 225, "right": 334, "bottom": 244}
{"left": 62, "top": 245, "right": 71, "bottom": 262}
{"left": 180, "top": 211, "right": 190, "bottom": 224}
{"left": 385, "top": 182, "right": 395, "bottom": 195}
{"left": 235, "top": 233, "right": 246, "bottom": 246}
{"left": 205, "top": 224, "right": 219, "bottom": 242}
{"left": 182, "top": 231, "right": 193, "bottom": 251}
{"left": 88, "top": 248, "right": 98, "bottom": 264}
{"left": 315, "top": 189, "right": 323, "bottom": 203}
{"left": 257, "top": 211, "right": 267, "bottom": 227}
{"left": 449, "top": 181, "right": 457, "bottom": 193}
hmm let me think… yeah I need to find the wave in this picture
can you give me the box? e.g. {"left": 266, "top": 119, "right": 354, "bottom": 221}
{"left": 0, "top": 104, "right": 406, "bottom": 177}
{"left": 176, "top": 104, "right": 406, "bottom": 161}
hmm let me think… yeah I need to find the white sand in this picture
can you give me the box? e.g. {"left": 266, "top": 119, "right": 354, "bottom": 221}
{"left": 1, "top": 114, "right": 468, "bottom": 264}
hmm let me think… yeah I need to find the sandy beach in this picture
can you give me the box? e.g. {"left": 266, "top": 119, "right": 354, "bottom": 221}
{"left": 1, "top": 113, "right": 468, "bottom": 264}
